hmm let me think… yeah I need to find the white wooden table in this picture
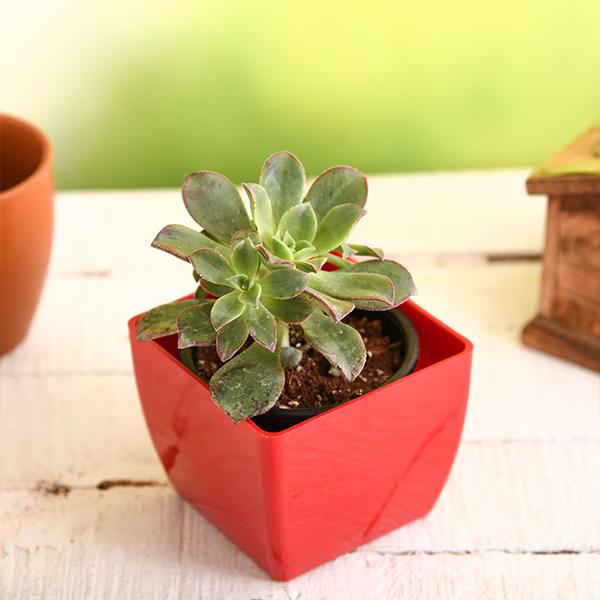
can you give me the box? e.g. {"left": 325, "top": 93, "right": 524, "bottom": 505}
{"left": 1, "top": 170, "right": 599, "bottom": 599}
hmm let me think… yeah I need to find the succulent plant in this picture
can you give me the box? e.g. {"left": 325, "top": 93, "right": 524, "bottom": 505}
{"left": 136, "top": 152, "right": 416, "bottom": 423}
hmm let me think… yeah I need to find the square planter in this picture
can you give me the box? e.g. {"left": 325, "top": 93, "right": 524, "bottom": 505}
{"left": 128, "top": 299, "right": 472, "bottom": 580}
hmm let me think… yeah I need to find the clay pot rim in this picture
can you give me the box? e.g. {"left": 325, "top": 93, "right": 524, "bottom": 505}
{"left": 0, "top": 113, "right": 53, "bottom": 201}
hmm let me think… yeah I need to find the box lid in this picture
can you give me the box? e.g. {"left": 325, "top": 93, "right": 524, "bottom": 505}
{"left": 527, "top": 124, "right": 600, "bottom": 195}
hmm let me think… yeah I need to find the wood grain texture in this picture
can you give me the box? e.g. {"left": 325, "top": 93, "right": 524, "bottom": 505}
{"left": 1, "top": 442, "right": 598, "bottom": 553}
{"left": 1, "top": 174, "right": 599, "bottom": 599}
{"left": 524, "top": 174, "right": 600, "bottom": 371}
{"left": 3, "top": 501, "right": 599, "bottom": 600}
{"left": 552, "top": 196, "right": 600, "bottom": 336}
{"left": 1, "top": 447, "right": 599, "bottom": 600}
{"left": 522, "top": 316, "right": 600, "bottom": 372}
{"left": 47, "top": 170, "right": 544, "bottom": 278}
{"left": 539, "top": 196, "right": 560, "bottom": 317}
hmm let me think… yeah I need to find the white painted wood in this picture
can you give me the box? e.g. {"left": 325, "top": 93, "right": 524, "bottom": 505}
{"left": 1, "top": 365, "right": 598, "bottom": 496}
{"left": 0, "top": 375, "right": 163, "bottom": 491}
{"left": 3, "top": 483, "right": 598, "bottom": 600}
{"left": 1, "top": 172, "right": 598, "bottom": 599}
{"left": 1, "top": 455, "right": 598, "bottom": 600}
{"left": 2, "top": 264, "right": 597, "bottom": 441}
{"left": 0, "top": 275, "right": 183, "bottom": 376}
{"left": 1, "top": 440, "right": 598, "bottom": 551}
{"left": 47, "top": 169, "right": 544, "bottom": 278}
{"left": 365, "top": 440, "right": 600, "bottom": 554}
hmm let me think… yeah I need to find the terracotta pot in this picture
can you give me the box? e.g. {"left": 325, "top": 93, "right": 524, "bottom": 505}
{"left": 129, "top": 298, "right": 472, "bottom": 580}
{"left": 0, "top": 114, "right": 53, "bottom": 355}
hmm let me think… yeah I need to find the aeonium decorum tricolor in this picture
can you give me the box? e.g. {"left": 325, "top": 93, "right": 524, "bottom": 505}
{"left": 136, "top": 152, "right": 416, "bottom": 422}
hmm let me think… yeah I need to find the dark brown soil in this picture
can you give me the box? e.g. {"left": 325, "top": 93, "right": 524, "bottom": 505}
{"left": 191, "top": 315, "right": 402, "bottom": 410}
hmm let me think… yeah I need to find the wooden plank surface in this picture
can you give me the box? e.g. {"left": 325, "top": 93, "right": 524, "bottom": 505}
{"left": 1, "top": 487, "right": 598, "bottom": 600}
{"left": 1, "top": 169, "right": 598, "bottom": 599}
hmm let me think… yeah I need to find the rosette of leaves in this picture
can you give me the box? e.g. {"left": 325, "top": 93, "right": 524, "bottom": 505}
{"left": 136, "top": 152, "right": 416, "bottom": 423}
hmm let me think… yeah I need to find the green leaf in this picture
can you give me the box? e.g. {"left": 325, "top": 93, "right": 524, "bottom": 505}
{"left": 200, "top": 279, "right": 233, "bottom": 297}
{"left": 295, "top": 239, "right": 315, "bottom": 251}
{"left": 278, "top": 203, "right": 318, "bottom": 243}
{"left": 151, "top": 224, "right": 228, "bottom": 261}
{"left": 177, "top": 303, "right": 216, "bottom": 348}
{"left": 190, "top": 248, "right": 236, "bottom": 285}
{"left": 296, "top": 256, "right": 327, "bottom": 273}
{"left": 283, "top": 230, "right": 295, "bottom": 247}
{"left": 182, "top": 171, "right": 252, "bottom": 242}
{"left": 302, "top": 312, "right": 366, "bottom": 381}
{"left": 216, "top": 313, "right": 249, "bottom": 361}
{"left": 230, "top": 228, "right": 260, "bottom": 247}
{"left": 211, "top": 291, "right": 246, "bottom": 331}
{"left": 260, "top": 151, "right": 306, "bottom": 225}
{"left": 195, "top": 286, "right": 209, "bottom": 301}
{"left": 261, "top": 268, "right": 308, "bottom": 299}
{"left": 244, "top": 183, "right": 275, "bottom": 243}
{"left": 260, "top": 296, "right": 313, "bottom": 323}
{"left": 247, "top": 302, "right": 277, "bottom": 351}
{"left": 346, "top": 259, "right": 416, "bottom": 308}
{"left": 306, "top": 166, "right": 368, "bottom": 221}
{"left": 226, "top": 274, "right": 248, "bottom": 290}
{"left": 303, "top": 288, "right": 355, "bottom": 322}
{"left": 257, "top": 244, "right": 295, "bottom": 266}
{"left": 293, "top": 244, "right": 316, "bottom": 261}
{"left": 136, "top": 300, "right": 198, "bottom": 341}
{"left": 231, "top": 238, "right": 259, "bottom": 278}
{"left": 340, "top": 242, "right": 383, "bottom": 260}
{"left": 210, "top": 343, "right": 285, "bottom": 422}
{"left": 308, "top": 270, "right": 394, "bottom": 309}
{"left": 239, "top": 283, "right": 262, "bottom": 307}
{"left": 269, "top": 235, "right": 295, "bottom": 261}
{"left": 312, "top": 204, "right": 365, "bottom": 254}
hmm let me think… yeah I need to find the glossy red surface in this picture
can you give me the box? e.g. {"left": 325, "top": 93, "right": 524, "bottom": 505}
{"left": 128, "top": 300, "right": 472, "bottom": 580}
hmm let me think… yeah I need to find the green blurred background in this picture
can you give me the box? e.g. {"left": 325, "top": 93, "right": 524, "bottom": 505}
{"left": 2, "top": 0, "right": 599, "bottom": 189}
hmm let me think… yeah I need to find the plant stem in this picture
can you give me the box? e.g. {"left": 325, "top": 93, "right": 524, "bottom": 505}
{"left": 278, "top": 319, "right": 304, "bottom": 368}
{"left": 278, "top": 320, "right": 290, "bottom": 348}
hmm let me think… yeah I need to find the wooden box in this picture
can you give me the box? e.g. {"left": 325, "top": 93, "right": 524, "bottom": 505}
{"left": 522, "top": 125, "right": 600, "bottom": 371}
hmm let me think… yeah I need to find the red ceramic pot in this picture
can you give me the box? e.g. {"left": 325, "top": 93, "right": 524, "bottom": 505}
{"left": 128, "top": 299, "right": 472, "bottom": 580}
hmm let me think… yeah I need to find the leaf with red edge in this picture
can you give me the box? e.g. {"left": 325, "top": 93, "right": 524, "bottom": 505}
{"left": 302, "top": 311, "right": 366, "bottom": 381}
{"left": 177, "top": 303, "right": 216, "bottom": 348}
{"left": 136, "top": 300, "right": 198, "bottom": 341}
{"left": 182, "top": 171, "right": 252, "bottom": 242}
{"left": 152, "top": 224, "right": 229, "bottom": 261}
{"left": 346, "top": 259, "right": 416, "bottom": 308}
{"left": 260, "top": 296, "right": 313, "bottom": 323}
{"left": 247, "top": 302, "right": 277, "bottom": 351}
{"left": 211, "top": 291, "right": 246, "bottom": 331}
{"left": 190, "top": 248, "right": 236, "bottom": 285}
{"left": 260, "top": 151, "right": 305, "bottom": 225}
{"left": 311, "top": 204, "right": 365, "bottom": 254}
{"left": 302, "top": 288, "right": 354, "bottom": 322}
{"left": 305, "top": 165, "right": 367, "bottom": 221}
{"left": 216, "top": 313, "right": 249, "bottom": 361}
{"left": 210, "top": 343, "right": 285, "bottom": 422}
{"left": 307, "top": 270, "right": 394, "bottom": 309}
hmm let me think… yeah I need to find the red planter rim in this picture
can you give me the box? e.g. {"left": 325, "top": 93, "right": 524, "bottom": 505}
{"left": 129, "top": 297, "right": 472, "bottom": 437}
